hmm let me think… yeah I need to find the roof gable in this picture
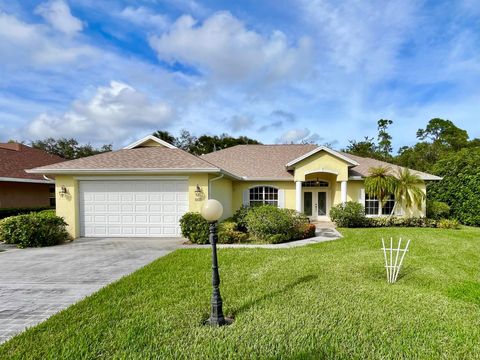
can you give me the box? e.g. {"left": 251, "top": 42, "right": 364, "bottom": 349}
{"left": 286, "top": 146, "right": 358, "bottom": 168}
{"left": 123, "top": 135, "right": 176, "bottom": 149}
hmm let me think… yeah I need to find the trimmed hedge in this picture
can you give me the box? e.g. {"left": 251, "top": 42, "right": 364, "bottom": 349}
{"left": 180, "top": 206, "right": 316, "bottom": 244}
{"left": 0, "top": 206, "right": 54, "bottom": 219}
{"left": 179, "top": 212, "right": 209, "bottom": 244}
{"left": 0, "top": 212, "right": 70, "bottom": 248}
{"left": 426, "top": 201, "right": 450, "bottom": 220}
{"left": 245, "top": 205, "right": 313, "bottom": 243}
{"left": 218, "top": 221, "right": 249, "bottom": 244}
{"left": 330, "top": 202, "right": 367, "bottom": 228}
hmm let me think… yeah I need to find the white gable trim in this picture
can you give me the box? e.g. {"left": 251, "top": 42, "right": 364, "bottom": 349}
{"left": 285, "top": 146, "right": 359, "bottom": 168}
{"left": 123, "top": 135, "right": 177, "bottom": 149}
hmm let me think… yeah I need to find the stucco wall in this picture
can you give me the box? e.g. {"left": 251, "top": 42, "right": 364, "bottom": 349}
{"left": 209, "top": 176, "right": 233, "bottom": 219}
{"left": 293, "top": 151, "right": 350, "bottom": 182}
{"left": 0, "top": 181, "right": 52, "bottom": 208}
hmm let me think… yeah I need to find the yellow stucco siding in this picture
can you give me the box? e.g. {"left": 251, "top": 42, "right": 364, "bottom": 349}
{"left": 187, "top": 174, "right": 209, "bottom": 213}
{"left": 232, "top": 181, "right": 296, "bottom": 211}
{"left": 209, "top": 176, "right": 233, "bottom": 219}
{"left": 55, "top": 175, "right": 80, "bottom": 238}
{"left": 398, "top": 183, "right": 427, "bottom": 217}
{"left": 346, "top": 180, "right": 363, "bottom": 203}
{"left": 293, "top": 151, "right": 350, "bottom": 182}
{"left": 140, "top": 139, "right": 168, "bottom": 147}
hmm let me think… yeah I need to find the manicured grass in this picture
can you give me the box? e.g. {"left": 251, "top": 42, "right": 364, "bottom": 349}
{"left": 1, "top": 227, "right": 480, "bottom": 359}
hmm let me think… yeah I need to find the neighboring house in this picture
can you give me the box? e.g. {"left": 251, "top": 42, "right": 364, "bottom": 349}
{"left": 0, "top": 143, "right": 65, "bottom": 209}
{"left": 27, "top": 135, "right": 441, "bottom": 239}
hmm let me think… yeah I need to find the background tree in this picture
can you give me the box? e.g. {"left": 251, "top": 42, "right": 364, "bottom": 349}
{"left": 152, "top": 129, "right": 261, "bottom": 155}
{"left": 31, "top": 138, "right": 112, "bottom": 160}
{"left": 152, "top": 130, "right": 176, "bottom": 145}
{"left": 377, "top": 119, "right": 393, "bottom": 160}
{"left": 343, "top": 137, "right": 379, "bottom": 158}
{"left": 427, "top": 147, "right": 480, "bottom": 226}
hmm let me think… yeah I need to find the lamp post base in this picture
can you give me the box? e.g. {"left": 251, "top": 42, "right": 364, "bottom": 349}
{"left": 205, "top": 316, "right": 234, "bottom": 326}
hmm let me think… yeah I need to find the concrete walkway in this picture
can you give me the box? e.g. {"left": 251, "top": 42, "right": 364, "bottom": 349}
{"left": 0, "top": 237, "right": 182, "bottom": 344}
{"left": 185, "top": 227, "right": 342, "bottom": 249}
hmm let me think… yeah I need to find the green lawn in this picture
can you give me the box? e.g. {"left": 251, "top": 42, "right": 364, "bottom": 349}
{"left": 1, "top": 227, "right": 480, "bottom": 359}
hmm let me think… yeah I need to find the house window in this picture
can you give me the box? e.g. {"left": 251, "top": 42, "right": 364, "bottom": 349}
{"left": 249, "top": 186, "right": 278, "bottom": 206}
{"left": 382, "top": 194, "right": 395, "bottom": 215}
{"left": 365, "top": 193, "right": 379, "bottom": 215}
{"left": 365, "top": 193, "right": 396, "bottom": 216}
{"left": 49, "top": 185, "right": 56, "bottom": 207}
{"left": 302, "top": 180, "right": 329, "bottom": 187}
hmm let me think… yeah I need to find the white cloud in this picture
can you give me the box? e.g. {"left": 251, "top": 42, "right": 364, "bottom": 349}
{"left": 119, "top": 6, "right": 169, "bottom": 30}
{"left": 149, "top": 11, "right": 313, "bottom": 84}
{"left": 276, "top": 128, "right": 310, "bottom": 143}
{"left": 26, "top": 81, "right": 175, "bottom": 144}
{"left": 35, "top": 0, "right": 83, "bottom": 36}
{"left": 300, "top": 0, "right": 417, "bottom": 78}
{"left": 0, "top": 11, "right": 95, "bottom": 67}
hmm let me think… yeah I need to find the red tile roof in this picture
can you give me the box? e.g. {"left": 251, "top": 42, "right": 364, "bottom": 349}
{"left": 0, "top": 143, "right": 65, "bottom": 181}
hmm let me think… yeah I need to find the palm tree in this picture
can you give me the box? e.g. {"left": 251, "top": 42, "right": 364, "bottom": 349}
{"left": 392, "top": 168, "right": 425, "bottom": 216}
{"left": 364, "top": 166, "right": 397, "bottom": 213}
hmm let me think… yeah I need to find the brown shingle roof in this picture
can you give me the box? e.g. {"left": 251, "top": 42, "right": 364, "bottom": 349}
{"left": 28, "top": 147, "right": 218, "bottom": 173}
{"left": 0, "top": 143, "right": 65, "bottom": 181}
{"left": 341, "top": 153, "right": 441, "bottom": 180}
{"left": 201, "top": 144, "right": 317, "bottom": 179}
{"left": 202, "top": 144, "right": 441, "bottom": 181}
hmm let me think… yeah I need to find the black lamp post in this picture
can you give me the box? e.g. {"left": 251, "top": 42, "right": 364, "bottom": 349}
{"left": 201, "top": 199, "right": 232, "bottom": 326}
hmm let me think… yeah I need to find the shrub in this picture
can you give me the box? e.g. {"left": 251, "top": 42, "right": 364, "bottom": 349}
{"left": 296, "top": 223, "right": 316, "bottom": 239}
{"left": 179, "top": 212, "right": 209, "bottom": 244}
{"left": 329, "top": 202, "right": 367, "bottom": 227}
{"left": 218, "top": 221, "right": 249, "bottom": 244}
{"left": 426, "top": 201, "right": 450, "bottom": 220}
{"left": 232, "top": 206, "right": 250, "bottom": 232}
{"left": 437, "top": 219, "right": 460, "bottom": 229}
{"left": 0, "top": 206, "right": 54, "bottom": 219}
{"left": 267, "top": 234, "right": 291, "bottom": 244}
{"left": 0, "top": 212, "right": 70, "bottom": 248}
{"left": 367, "top": 216, "right": 437, "bottom": 228}
{"left": 246, "top": 205, "right": 294, "bottom": 242}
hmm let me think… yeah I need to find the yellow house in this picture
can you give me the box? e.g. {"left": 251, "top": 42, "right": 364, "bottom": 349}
{"left": 27, "top": 135, "right": 441, "bottom": 239}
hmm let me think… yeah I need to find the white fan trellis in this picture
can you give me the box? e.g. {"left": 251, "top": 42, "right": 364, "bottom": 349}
{"left": 381, "top": 237, "right": 410, "bottom": 283}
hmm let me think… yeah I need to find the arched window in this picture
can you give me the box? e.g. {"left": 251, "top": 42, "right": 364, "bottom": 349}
{"left": 249, "top": 186, "right": 278, "bottom": 206}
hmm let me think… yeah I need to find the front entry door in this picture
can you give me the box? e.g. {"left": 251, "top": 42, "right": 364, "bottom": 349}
{"left": 303, "top": 191, "right": 328, "bottom": 220}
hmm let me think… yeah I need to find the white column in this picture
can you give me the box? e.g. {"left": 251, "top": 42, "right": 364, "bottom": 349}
{"left": 341, "top": 181, "right": 347, "bottom": 203}
{"left": 295, "top": 181, "right": 302, "bottom": 212}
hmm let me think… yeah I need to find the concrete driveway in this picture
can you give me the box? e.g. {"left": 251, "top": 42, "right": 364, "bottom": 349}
{"left": 0, "top": 237, "right": 183, "bottom": 344}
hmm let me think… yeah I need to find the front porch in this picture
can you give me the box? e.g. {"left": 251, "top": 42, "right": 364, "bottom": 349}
{"left": 294, "top": 171, "right": 348, "bottom": 221}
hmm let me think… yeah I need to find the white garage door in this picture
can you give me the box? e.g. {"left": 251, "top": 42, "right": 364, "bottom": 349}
{"left": 79, "top": 180, "right": 189, "bottom": 237}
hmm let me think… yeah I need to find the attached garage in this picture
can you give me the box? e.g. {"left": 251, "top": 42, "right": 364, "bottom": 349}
{"left": 79, "top": 179, "right": 189, "bottom": 237}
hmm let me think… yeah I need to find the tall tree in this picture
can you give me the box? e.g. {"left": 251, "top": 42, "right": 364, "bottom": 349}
{"left": 416, "top": 118, "right": 469, "bottom": 150}
{"left": 31, "top": 138, "right": 112, "bottom": 159}
{"left": 343, "top": 137, "right": 379, "bottom": 158}
{"left": 377, "top": 119, "right": 393, "bottom": 159}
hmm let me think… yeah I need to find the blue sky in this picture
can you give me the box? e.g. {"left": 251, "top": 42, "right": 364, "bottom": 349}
{"left": 0, "top": 0, "right": 479, "bottom": 150}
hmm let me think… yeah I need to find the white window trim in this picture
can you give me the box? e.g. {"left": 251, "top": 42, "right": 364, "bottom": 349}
{"left": 247, "top": 185, "right": 280, "bottom": 207}
{"left": 364, "top": 194, "right": 396, "bottom": 217}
